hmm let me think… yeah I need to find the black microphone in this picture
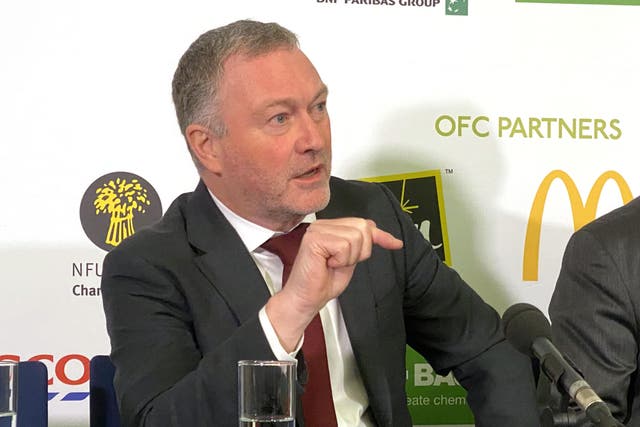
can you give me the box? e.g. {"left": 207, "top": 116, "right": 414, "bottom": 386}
{"left": 502, "top": 303, "right": 622, "bottom": 427}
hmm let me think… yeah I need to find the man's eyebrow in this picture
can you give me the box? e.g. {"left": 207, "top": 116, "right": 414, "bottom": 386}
{"left": 260, "top": 85, "right": 329, "bottom": 111}
{"left": 312, "top": 84, "right": 329, "bottom": 102}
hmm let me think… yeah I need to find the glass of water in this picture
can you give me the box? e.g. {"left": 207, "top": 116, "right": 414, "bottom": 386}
{"left": 0, "top": 361, "right": 17, "bottom": 427}
{"left": 238, "top": 360, "right": 296, "bottom": 427}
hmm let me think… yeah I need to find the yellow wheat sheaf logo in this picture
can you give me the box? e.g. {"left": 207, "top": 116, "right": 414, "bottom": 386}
{"left": 80, "top": 172, "right": 162, "bottom": 251}
{"left": 522, "top": 170, "right": 633, "bottom": 281}
{"left": 94, "top": 178, "right": 151, "bottom": 247}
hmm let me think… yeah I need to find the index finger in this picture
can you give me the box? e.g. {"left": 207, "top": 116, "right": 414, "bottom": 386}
{"left": 371, "top": 227, "right": 403, "bottom": 250}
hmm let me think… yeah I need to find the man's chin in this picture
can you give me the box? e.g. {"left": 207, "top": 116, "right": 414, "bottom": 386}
{"left": 291, "top": 187, "right": 330, "bottom": 215}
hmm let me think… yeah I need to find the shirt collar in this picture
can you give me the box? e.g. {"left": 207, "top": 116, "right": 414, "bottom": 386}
{"left": 208, "top": 189, "right": 315, "bottom": 253}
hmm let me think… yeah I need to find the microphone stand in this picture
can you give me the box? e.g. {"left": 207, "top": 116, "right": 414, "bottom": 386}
{"left": 500, "top": 303, "right": 623, "bottom": 427}
{"left": 538, "top": 373, "right": 591, "bottom": 427}
{"left": 535, "top": 360, "right": 623, "bottom": 427}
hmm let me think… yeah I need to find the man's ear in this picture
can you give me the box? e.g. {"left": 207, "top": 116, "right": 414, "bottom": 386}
{"left": 185, "top": 124, "right": 222, "bottom": 173}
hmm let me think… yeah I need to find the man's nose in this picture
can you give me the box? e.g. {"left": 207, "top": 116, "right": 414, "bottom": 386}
{"left": 295, "top": 112, "right": 329, "bottom": 153}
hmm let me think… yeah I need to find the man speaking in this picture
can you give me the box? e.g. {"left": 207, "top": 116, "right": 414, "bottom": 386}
{"left": 101, "top": 19, "right": 539, "bottom": 426}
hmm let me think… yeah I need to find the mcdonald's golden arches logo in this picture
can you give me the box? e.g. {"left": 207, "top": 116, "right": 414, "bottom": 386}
{"left": 523, "top": 170, "right": 633, "bottom": 281}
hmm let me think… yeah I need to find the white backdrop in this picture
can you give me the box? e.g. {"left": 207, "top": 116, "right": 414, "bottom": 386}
{"left": 1, "top": 0, "right": 639, "bottom": 425}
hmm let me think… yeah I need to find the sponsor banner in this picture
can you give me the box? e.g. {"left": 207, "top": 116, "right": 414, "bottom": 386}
{"left": 434, "top": 115, "right": 622, "bottom": 141}
{"left": 2, "top": 0, "right": 639, "bottom": 425}
{"left": 313, "top": 0, "right": 469, "bottom": 15}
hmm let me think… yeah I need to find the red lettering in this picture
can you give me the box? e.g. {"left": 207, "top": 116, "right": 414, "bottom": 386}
{"left": 0, "top": 355, "right": 20, "bottom": 362}
{"left": 55, "top": 354, "right": 90, "bottom": 386}
{"left": 0, "top": 354, "right": 91, "bottom": 386}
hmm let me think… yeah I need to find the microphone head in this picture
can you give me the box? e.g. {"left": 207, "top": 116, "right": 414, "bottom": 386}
{"left": 502, "top": 303, "right": 552, "bottom": 357}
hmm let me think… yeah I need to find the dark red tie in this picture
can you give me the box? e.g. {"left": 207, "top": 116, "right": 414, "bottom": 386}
{"left": 262, "top": 223, "right": 338, "bottom": 427}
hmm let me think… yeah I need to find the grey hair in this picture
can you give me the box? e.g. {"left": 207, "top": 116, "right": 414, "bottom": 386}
{"left": 172, "top": 20, "right": 299, "bottom": 144}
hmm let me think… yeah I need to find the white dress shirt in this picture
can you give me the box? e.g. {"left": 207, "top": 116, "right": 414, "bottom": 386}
{"left": 209, "top": 190, "right": 374, "bottom": 426}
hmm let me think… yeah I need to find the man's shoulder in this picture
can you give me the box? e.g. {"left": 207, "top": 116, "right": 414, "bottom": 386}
{"left": 329, "top": 176, "right": 389, "bottom": 199}
{"left": 327, "top": 176, "right": 395, "bottom": 216}
{"left": 105, "top": 189, "right": 195, "bottom": 261}
{"left": 582, "top": 196, "right": 640, "bottom": 238}
{"left": 570, "top": 196, "right": 640, "bottom": 258}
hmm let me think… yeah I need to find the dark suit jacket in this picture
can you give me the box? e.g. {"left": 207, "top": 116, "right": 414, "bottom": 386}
{"left": 102, "top": 177, "right": 539, "bottom": 427}
{"left": 550, "top": 196, "right": 640, "bottom": 426}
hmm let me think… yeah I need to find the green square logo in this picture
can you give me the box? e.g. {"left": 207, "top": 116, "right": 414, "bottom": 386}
{"left": 446, "top": 0, "right": 468, "bottom": 15}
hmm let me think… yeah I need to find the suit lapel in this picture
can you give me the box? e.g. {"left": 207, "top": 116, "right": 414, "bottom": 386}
{"left": 186, "top": 181, "right": 304, "bottom": 425}
{"left": 186, "top": 181, "right": 271, "bottom": 324}
{"left": 185, "top": 179, "right": 393, "bottom": 425}
{"left": 318, "top": 187, "right": 393, "bottom": 426}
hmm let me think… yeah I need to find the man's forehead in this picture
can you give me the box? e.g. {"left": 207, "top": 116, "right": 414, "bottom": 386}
{"left": 219, "top": 47, "right": 326, "bottom": 102}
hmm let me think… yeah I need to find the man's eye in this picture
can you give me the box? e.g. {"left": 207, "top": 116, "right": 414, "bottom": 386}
{"left": 271, "top": 114, "right": 288, "bottom": 125}
{"left": 311, "top": 102, "right": 327, "bottom": 119}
